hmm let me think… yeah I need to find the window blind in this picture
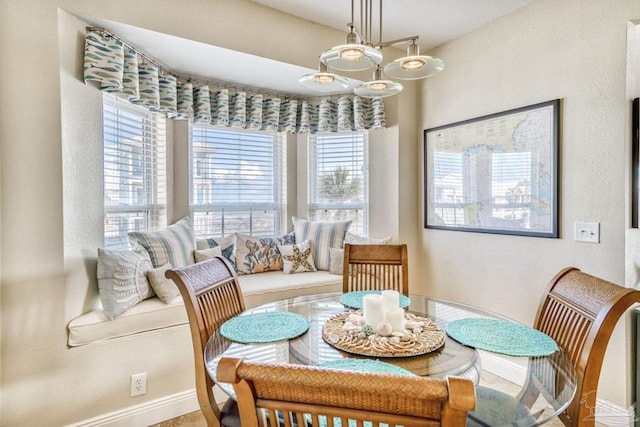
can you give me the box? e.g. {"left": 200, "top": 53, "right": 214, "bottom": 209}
{"left": 309, "top": 132, "right": 368, "bottom": 235}
{"left": 190, "top": 125, "right": 285, "bottom": 237}
{"left": 103, "top": 94, "right": 167, "bottom": 249}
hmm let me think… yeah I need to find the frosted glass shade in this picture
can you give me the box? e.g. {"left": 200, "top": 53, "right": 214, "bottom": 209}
{"left": 384, "top": 55, "right": 444, "bottom": 80}
{"left": 299, "top": 71, "right": 350, "bottom": 92}
{"left": 321, "top": 44, "right": 383, "bottom": 71}
{"left": 354, "top": 79, "right": 403, "bottom": 98}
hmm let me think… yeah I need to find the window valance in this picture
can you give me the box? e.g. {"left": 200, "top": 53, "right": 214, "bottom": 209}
{"left": 83, "top": 29, "right": 386, "bottom": 133}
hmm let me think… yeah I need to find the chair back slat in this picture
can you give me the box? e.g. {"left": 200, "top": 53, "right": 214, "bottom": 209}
{"left": 217, "top": 357, "right": 475, "bottom": 427}
{"left": 343, "top": 244, "right": 408, "bottom": 295}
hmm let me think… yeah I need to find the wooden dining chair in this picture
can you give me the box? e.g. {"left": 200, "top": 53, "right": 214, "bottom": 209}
{"left": 217, "top": 357, "right": 476, "bottom": 427}
{"left": 166, "top": 257, "right": 245, "bottom": 427}
{"left": 342, "top": 243, "right": 409, "bottom": 295}
{"left": 516, "top": 267, "right": 640, "bottom": 426}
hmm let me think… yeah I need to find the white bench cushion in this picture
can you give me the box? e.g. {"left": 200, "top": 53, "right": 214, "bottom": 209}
{"left": 68, "top": 270, "right": 342, "bottom": 347}
{"left": 239, "top": 270, "right": 341, "bottom": 308}
{"left": 67, "top": 296, "right": 188, "bottom": 347}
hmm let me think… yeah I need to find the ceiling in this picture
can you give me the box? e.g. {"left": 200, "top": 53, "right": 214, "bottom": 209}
{"left": 78, "top": 0, "right": 531, "bottom": 97}
{"left": 252, "top": 0, "right": 531, "bottom": 53}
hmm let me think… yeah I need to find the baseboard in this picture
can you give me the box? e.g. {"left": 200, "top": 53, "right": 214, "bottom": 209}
{"left": 479, "top": 349, "right": 528, "bottom": 386}
{"left": 479, "top": 350, "right": 635, "bottom": 426}
{"left": 65, "top": 389, "right": 199, "bottom": 427}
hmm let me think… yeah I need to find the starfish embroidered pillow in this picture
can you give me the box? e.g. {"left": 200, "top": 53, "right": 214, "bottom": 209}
{"left": 278, "top": 240, "right": 317, "bottom": 274}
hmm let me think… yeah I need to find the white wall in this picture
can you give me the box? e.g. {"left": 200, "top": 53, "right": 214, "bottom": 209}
{"left": 419, "top": 0, "right": 640, "bottom": 410}
{"left": 0, "top": 1, "right": 411, "bottom": 425}
{"left": 3, "top": 0, "right": 640, "bottom": 425}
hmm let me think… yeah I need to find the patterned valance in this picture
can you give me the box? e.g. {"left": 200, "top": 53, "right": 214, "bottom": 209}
{"left": 83, "top": 29, "right": 386, "bottom": 133}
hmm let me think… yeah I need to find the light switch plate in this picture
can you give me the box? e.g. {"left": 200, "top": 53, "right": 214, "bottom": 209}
{"left": 574, "top": 222, "right": 600, "bottom": 243}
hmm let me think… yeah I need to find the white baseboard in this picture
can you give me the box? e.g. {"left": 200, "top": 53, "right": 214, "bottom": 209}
{"left": 479, "top": 350, "right": 635, "bottom": 426}
{"left": 66, "top": 389, "right": 200, "bottom": 427}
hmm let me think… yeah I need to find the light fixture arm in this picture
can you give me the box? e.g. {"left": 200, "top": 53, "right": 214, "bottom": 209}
{"left": 377, "top": 35, "right": 420, "bottom": 49}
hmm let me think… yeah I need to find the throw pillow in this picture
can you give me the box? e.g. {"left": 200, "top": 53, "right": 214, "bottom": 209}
{"left": 278, "top": 240, "right": 317, "bottom": 274}
{"left": 292, "top": 217, "right": 351, "bottom": 271}
{"left": 329, "top": 234, "right": 393, "bottom": 275}
{"left": 235, "top": 232, "right": 296, "bottom": 274}
{"left": 329, "top": 247, "right": 345, "bottom": 275}
{"left": 128, "top": 216, "right": 196, "bottom": 268}
{"left": 345, "top": 232, "right": 392, "bottom": 245}
{"left": 196, "top": 234, "right": 237, "bottom": 270}
{"left": 97, "top": 248, "right": 155, "bottom": 320}
{"left": 146, "top": 263, "right": 180, "bottom": 303}
{"left": 194, "top": 246, "right": 222, "bottom": 263}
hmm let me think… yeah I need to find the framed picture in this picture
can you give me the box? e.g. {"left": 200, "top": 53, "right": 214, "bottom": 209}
{"left": 633, "top": 98, "right": 639, "bottom": 228}
{"left": 424, "top": 99, "right": 560, "bottom": 238}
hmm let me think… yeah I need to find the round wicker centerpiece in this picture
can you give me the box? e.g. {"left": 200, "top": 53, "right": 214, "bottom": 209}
{"left": 322, "top": 311, "right": 445, "bottom": 357}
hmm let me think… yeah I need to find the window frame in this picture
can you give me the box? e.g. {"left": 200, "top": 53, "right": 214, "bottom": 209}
{"left": 102, "top": 93, "right": 167, "bottom": 250}
{"left": 189, "top": 124, "right": 286, "bottom": 238}
{"left": 308, "top": 131, "right": 369, "bottom": 236}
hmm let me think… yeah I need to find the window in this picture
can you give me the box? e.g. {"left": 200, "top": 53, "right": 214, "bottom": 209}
{"left": 190, "top": 125, "right": 285, "bottom": 238}
{"left": 309, "top": 132, "right": 368, "bottom": 235}
{"left": 103, "top": 94, "right": 167, "bottom": 249}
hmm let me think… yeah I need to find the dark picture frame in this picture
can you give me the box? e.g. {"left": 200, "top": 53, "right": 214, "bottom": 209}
{"left": 424, "top": 99, "right": 560, "bottom": 238}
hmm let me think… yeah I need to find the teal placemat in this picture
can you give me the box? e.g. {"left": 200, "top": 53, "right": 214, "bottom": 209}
{"left": 340, "top": 291, "right": 410, "bottom": 309}
{"left": 220, "top": 312, "right": 310, "bottom": 343}
{"left": 317, "top": 359, "right": 415, "bottom": 376}
{"left": 445, "top": 318, "right": 559, "bottom": 357}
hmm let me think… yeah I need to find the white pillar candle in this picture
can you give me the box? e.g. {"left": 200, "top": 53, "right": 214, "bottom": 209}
{"left": 385, "top": 307, "right": 406, "bottom": 332}
{"left": 362, "top": 294, "right": 384, "bottom": 327}
{"left": 381, "top": 290, "right": 400, "bottom": 311}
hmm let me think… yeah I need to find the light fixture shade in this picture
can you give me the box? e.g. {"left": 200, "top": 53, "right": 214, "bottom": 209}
{"left": 298, "top": 71, "right": 350, "bottom": 92}
{"left": 354, "top": 79, "right": 403, "bottom": 98}
{"left": 384, "top": 55, "right": 444, "bottom": 80}
{"left": 299, "top": 62, "right": 350, "bottom": 92}
{"left": 321, "top": 44, "right": 383, "bottom": 71}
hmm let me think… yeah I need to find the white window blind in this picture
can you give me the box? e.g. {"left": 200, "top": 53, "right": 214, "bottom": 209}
{"left": 103, "top": 94, "right": 167, "bottom": 249}
{"left": 309, "top": 132, "right": 368, "bottom": 235}
{"left": 190, "top": 125, "right": 285, "bottom": 237}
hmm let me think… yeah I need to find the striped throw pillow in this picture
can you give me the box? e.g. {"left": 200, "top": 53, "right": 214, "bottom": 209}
{"left": 292, "top": 217, "right": 351, "bottom": 271}
{"left": 128, "top": 217, "right": 196, "bottom": 268}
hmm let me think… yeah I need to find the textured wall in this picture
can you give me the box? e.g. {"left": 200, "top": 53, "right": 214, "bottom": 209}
{"left": 0, "top": 1, "right": 411, "bottom": 425}
{"left": 419, "top": 0, "right": 640, "bottom": 408}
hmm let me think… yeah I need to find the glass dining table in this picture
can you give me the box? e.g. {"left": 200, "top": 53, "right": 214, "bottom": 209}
{"left": 204, "top": 292, "right": 576, "bottom": 426}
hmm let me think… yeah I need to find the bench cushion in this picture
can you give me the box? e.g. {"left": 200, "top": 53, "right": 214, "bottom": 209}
{"left": 68, "top": 270, "right": 342, "bottom": 347}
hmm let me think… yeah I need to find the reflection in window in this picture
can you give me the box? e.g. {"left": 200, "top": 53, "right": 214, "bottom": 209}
{"left": 432, "top": 152, "right": 464, "bottom": 225}
{"left": 491, "top": 152, "right": 532, "bottom": 228}
{"left": 431, "top": 150, "right": 534, "bottom": 230}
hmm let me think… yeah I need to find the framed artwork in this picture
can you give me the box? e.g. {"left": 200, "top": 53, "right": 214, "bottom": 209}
{"left": 633, "top": 98, "right": 639, "bottom": 228}
{"left": 424, "top": 99, "right": 560, "bottom": 238}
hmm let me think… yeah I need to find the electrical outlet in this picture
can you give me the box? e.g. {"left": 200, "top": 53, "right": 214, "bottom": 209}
{"left": 130, "top": 372, "right": 147, "bottom": 397}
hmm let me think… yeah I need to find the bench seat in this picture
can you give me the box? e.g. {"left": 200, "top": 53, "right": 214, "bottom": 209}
{"left": 68, "top": 270, "right": 342, "bottom": 347}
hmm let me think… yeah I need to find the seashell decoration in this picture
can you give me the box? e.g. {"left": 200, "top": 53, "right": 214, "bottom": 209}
{"left": 376, "top": 321, "right": 393, "bottom": 336}
{"left": 321, "top": 310, "right": 445, "bottom": 357}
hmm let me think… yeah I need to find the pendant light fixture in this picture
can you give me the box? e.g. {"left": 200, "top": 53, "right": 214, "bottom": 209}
{"left": 320, "top": 24, "right": 382, "bottom": 72}
{"left": 298, "top": 62, "right": 350, "bottom": 92}
{"left": 383, "top": 39, "right": 444, "bottom": 80}
{"left": 300, "top": 0, "right": 444, "bottom": 97}
{"left": 354, "top": 65, "right": 402, "bottom": 98}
